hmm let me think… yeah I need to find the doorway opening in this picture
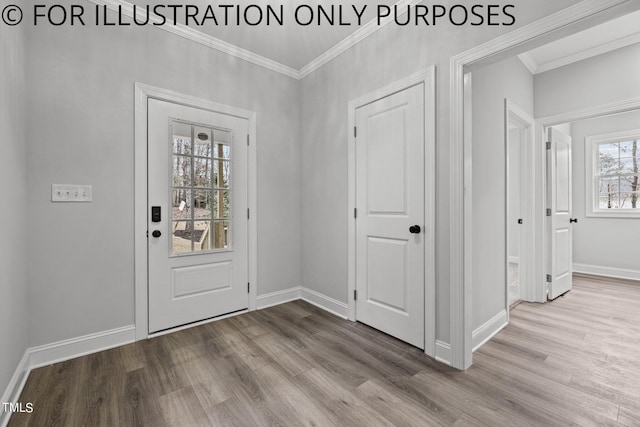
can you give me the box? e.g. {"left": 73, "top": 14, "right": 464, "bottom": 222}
{"left": 453, "top": 1, "right": 640, "bottom": 369}
{"left": 506, "top": 100, "right": 536, "bottom": 311}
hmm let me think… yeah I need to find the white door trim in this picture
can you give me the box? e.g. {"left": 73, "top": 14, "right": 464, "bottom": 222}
{"left": 134, "top": 83, "right": 257, "bottom": 341}
{"left": 505, "top": 100, "right": 540, "bottom": 305}
{"left": 347, "top": 66, "right": 436, "bottom": 358}
{"left": 449, "top": 0, "right": 635, "bottom": 369}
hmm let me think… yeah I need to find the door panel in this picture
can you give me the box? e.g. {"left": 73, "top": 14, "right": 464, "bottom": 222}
{"left": 367, "top": 107, "right": 408, "bottom": 214}
{"left": 148, "top": 99, "right": 248, "bottom": 333}
{"left": 548, "top": 127, "right": 573, "bottom": 300}
{"left": 171, "top": 262, "right": 231, "bottom": 299}
{"left": 367, "top": 237, "right": 408, "bottom": 311}
{"left": 355, "top": 84, "right": 425, "bottom": 349}
{"left": 554, "top": 229, "right": 570, "bottom": 278}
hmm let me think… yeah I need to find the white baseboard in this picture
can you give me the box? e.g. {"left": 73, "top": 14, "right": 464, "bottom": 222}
{"left": 29, "top": 325, "right": 136, "bottom": 370}
{"left": 300, "top": 287, "right": 349, "bottom": 319}
{"left": 256, "top": 287, "right": 301, "bottom": 310}
{"left": 0, "top": 350, "right": 30, "bottom": 427}
{"left": 256, "top": 286, "right": 350, "bottom": 320}
{"left": 1, "top": 325, "right": 135, "bottom": 427}
{"left": 573, "top": 263, "right": 640, "bottom": 282}
{"left": 472, "top": 309, "right": 508, "bottom": 353}
{"left": 435, "top": 340, "right": 452, "bottom": 365}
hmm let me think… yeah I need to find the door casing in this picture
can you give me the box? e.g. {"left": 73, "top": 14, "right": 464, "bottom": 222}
{"left": 505, "top": 100, "right": 538, "bottom": 307}
{"left": 134, "top": 83, "right": 257, "bottom": 340}
{"left": 347, "top": 67, "right": 436, "bottom": 358}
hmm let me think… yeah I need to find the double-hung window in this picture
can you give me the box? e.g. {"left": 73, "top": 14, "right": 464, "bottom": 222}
{"left": 585, "top": 129, "right": 640, "bottom": 218}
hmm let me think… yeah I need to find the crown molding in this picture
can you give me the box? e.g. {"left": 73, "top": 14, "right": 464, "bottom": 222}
{"left": 87, "top": 0, "right": 300, "bottom": 79}
{"left": 533, "top": 30, "right": 640, "bottom": 74}
{"left": 298, "top": 0, "right": 423, "bottom": 79}
{"left": 517, "top": 52, "right": 538, "bottom": 74}
{"left": 87, "top": 0, "right": 423, "bottom": 81}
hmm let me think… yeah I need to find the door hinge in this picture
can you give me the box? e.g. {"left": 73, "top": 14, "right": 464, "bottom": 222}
{"left": 354, "top": 290, "right": 357, "bottom": 300}
{"left": 354, "top": 208, "right": 357, "bottom": 219}
{"left": 146, "top": 230, "right": 148, "bottom": 238}
{"left": 546, "top": 141, "right": 551, "bottom": 150}
{"left": 247, "top": 208, "right": 250, "bottom": 219}
{"left": 546, "top": 274, "right": 552, "bottom": 283}
{"left": 248, "top": 282, "right": 250, "bottom": 293}
{"left": 546, "top": 208, "right": 552, "bottom": 216}
{"left": 247, "top": 134, "right": 250, "bottom": 146}
{"left": 354, "top": 127, "right": 357, "bottom": 138}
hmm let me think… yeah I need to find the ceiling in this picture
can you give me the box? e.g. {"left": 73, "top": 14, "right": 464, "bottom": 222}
{"left": 518, "top": 9, "right": 640, "bottom": 75}
{"left": 111, "top": 0, "right": 640, "bottom": 78}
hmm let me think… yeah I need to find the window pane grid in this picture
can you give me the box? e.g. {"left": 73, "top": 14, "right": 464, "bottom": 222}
{"left": 594, "top": 138, "right": 639, "bottom": 211}
{"left": 597, "top": 173, "right": 639, "bottom": 178}
{"left": 170, "top": 121, "right": 232, "bottom": 255}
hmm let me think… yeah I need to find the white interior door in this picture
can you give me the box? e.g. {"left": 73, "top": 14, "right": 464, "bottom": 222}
{"left": 547, "top": 127, "right": 573, "bottom": 300}
{"left": 355, "top": 84, "right": 425, "bottom": 349}
{"left": 148, "top": 99, "right": 249, "bottom": 333}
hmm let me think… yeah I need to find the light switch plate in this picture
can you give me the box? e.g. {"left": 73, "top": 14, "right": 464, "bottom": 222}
{"left": 51, "top": 184, "right": 92, "bottom": 202}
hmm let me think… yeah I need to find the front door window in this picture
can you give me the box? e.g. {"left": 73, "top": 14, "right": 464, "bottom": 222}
{"left": 170, "top": 120, "right": 232, "bottom": 255}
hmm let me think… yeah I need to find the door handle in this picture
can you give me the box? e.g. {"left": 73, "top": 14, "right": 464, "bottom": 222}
{"left": 152, "top": 230, "right": 162, "bottom": 238}
{"left": 409, "top": 225, "right": 421, "bottom": 234}
{"left": 569, "top": 218, "right": 578, "bottom": 224}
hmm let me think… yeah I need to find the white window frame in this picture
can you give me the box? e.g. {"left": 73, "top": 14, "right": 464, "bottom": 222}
{"left": 585, "top": 129, "right": 640, "bottom": 218}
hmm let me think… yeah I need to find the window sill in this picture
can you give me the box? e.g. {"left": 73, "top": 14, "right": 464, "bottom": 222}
{"left": 586, "top": 211, "right": 640, "bottom": 219}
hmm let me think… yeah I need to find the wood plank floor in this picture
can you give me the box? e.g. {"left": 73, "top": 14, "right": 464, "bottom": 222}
{"left": 9, "top": 274, "right": 640, "bottom": 426}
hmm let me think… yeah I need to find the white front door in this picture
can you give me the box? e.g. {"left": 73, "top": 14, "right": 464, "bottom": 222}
{"left": 355, "top": 84, "right": 425, "bottom": 349}
{"left": 148, "top": 99, "right": 249, "bottom": 333}
{"left": 547, "top": 127, "right": 573, "bottom": 300}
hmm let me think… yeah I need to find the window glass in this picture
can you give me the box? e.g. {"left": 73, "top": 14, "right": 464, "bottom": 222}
{"left": 593, "top": 137, "right": 639, "bottom": 213}
{"left": 170, "top": 121, "right": 232, "bottom": 254}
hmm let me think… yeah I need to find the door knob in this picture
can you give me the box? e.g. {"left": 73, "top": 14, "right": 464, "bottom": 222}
{"left": 409, "top": 225, "right": 421, "bottom": 234}
{"left": 569, "top": 218, "right": 578, "bottom": 224}
{"left": 152, "top": 230, "right": 162, "bottom": 238}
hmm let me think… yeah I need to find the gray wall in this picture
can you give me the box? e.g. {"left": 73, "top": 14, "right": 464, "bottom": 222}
{"left": 25, "top": 14, "right": 302, "bottom": 347}
{"left": 570, "top": 111, "right": 640, "bottom": 271}
{"left": 300, "top": 0, "right": 577, "bottom": 344}
{"left": 0, "top": 24, "right": 28, "bottom": 398}
{"left": 471, "top": 56, "right": 534, "bottom": 330}
{"left": 535, "top": 42, "right": 640, "bottom": 275}
{"left": 535, "top": 43, "right": 640, "bottom": 118}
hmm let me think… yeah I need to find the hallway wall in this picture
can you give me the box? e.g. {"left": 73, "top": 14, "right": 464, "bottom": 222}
{"left": 570, "top": 110, "right": 640, "bottom": 273}
{"left": 535, "top": 43, "right": 640, "bottom": 118}
{"left": 535, "top": 42, "right": 640, "bottom": 279}
{"left": 471, "top": 56, "right": 534, "bottom": 331}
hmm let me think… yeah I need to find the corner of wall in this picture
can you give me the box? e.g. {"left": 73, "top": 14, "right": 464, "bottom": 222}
{"left": 0, "top": 18, "right": 29, "bottom": 426}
